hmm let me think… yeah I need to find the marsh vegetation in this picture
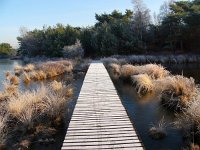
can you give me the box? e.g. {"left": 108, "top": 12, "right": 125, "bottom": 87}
{"left": 0, "top": 59, "right": 88, "bottom": 149}
{"left": 105, "top": 59, "right": 200, "bottom": 149}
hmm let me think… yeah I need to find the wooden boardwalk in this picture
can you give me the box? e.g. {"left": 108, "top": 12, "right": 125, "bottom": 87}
{"left": 62, "top": 62, "right": 143, "bottom": 150}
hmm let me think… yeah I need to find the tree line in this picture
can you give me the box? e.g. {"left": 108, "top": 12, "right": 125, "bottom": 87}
{"left": 0, "top": 43, "right": 16, "bottom": 57}
{"left": 17, "top": 0, "right": 200, "bottom": 57}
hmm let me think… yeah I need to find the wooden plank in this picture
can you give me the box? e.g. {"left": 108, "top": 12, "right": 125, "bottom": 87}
{"left": 61, "top": 62, "right": 143, "bottom": 150}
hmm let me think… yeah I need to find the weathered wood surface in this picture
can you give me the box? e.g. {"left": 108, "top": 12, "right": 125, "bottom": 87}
{"left": 62, "top": 62, "right": 143, "bottom": 150}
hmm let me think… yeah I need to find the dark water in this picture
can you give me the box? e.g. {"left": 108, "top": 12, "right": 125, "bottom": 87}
{"left": 111, "top": 64, "right": 200, "bottom": 150}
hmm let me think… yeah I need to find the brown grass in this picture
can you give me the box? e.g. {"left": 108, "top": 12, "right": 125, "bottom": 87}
{"left": 66, "top": 87, "right": 73, "bottom": 97}
{"left": 108, "top": 63, "right": 120, "bottom": 75}
{"left": 3, "top": 81, "right": 18, "bottom": 96}
{"left": 158, "top": 75, "right": 196, "bottom": 111}
{"left": 22, "top": 72, "right": 31, "bottom": 83}
{"left": 24, "top": 64, "right": 35, "bottom": 72}
{"left": 36, "top": 70, "right": 47, "bottom": 80}
{"left": 10, "top": 76, "right": 20, "bottom": 85}
{"left": 7, "top": 83, "right": 68, "bottom": 126}
{"left": 140, "top": 64, "right": 170, "bottom": 79}
{"left": 120, "top": 64, "right": 139, "bottom": 80}
{"left": 38, "top": 61, "right": 70, "bottom": 78}
{"left": 118, "top": 63, "right": 169, "bottom": 81}
{"left": 29, "top": 70, "right": 47, "bottom": 80}
{"left": 50, "top": 80, "right": 62, "bottom": 91}
{"left": 14, "top": 65, "right": 23, "bottom": 75}
{"left": 5, "top": 71, "right": 11, "bottom": 80}
{"left": 131, "top": 74, "right": 153, "bottom": 96}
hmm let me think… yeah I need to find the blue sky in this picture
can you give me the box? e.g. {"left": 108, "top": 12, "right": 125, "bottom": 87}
{"left": 0, "top": 0, "right": 166, "bottom": 48}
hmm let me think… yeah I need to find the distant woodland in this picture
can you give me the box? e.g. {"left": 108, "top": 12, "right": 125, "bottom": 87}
{"left": 16, "top": 0, "right": 200, "bottom": 57}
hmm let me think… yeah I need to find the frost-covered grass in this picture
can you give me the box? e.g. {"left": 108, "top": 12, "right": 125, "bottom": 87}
{"left": 131, "top": 74, "right": 153, "bottom": 96}
{"left": 0, "top": 58, "right": 87, "bottom": 149}
{"left": 0, "top": 81, "right": 74, "bottom": 149}
{"left": 102, "top": 54, "right": 200, "bottom": 64}
{"left": 13, "top": 60, "right": 73, "bottom": 83}
{"left": 159, "top": 75, "right": 196, "bottom": 111}
{"left": 120, "top": 64, "right": 140, "bottom": 80}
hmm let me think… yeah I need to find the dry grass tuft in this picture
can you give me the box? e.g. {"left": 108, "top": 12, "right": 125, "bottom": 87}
{"left": 159, "top": 75, "right": 196, "bottom": 111}
{"left": 7, "top": 83, "right": 69, "bottom": 127}
{"left": 140, "top": 64, "right": 170, "bottom": 79}
{"left": 24, "top": 64, "right": 35, "bottom": 72}
{"left": 66, "top": 87, "right": 73, "bottom": 98}
{"left": 118, "top": 63, "right": 169, "bottom": 81}
{"left": 50, "top": 81, "right": 73, "bottom": 98}
{"left": 3, "top": 81, "right": 18, "bottom": 96}
{"left": 5, "top": 71, "right": 11, "bottom": 80}
{"left": 131, "top": 74, "right": 153, "bottom": 96}
{"left": 36, "top": 70, "right": 47, "bottom": 80}
{"left": 108, "top": 63, "right": 121, "bottom": 75}
{"left": 39, "top": 61, "right": 71, "bottom": 78}
{"left": 13, "top": 60, "right": 73, "bottom": 82}
{"left": 14, "top": 65, "right": 23, "bottom": 75}
{"left": 10, "top": 76, "right": 20, "bottom": 85}
{"left": 149, "top": 117, "right": 167, "bottom": 140}
{"left": 50, "top": 80, "right": 62, "bottom": 91}
{"left": 22, "top": 72, "right": 31, "bottom": 84}
{"left": 120, "top": 64, "right": 139, "bottom": 80}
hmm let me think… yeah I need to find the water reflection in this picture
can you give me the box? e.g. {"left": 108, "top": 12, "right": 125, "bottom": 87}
{"left": 111, "top": 63, "right": 200, "bottom": 149}
{"left": 112, "top": 76, "right": 183, "bottom": 150}
{"left": 0, "top": 59, "right": 23, "bottom": 91}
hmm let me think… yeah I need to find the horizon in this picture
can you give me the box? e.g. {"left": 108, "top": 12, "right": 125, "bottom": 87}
{"left": 0, "top": 0, "right": 167, "bottom": 48}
